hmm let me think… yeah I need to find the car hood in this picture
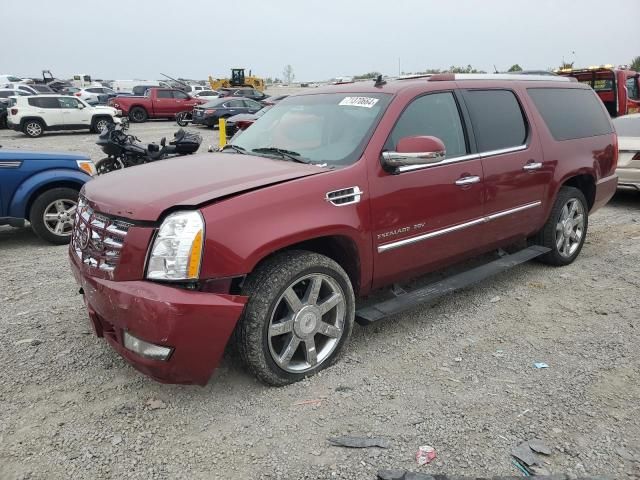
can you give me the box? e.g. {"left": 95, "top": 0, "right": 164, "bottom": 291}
{"left": 0, "top": 149, "right": 89, "bottom": 161}
{"left": 83, "top": 152, "right": 327, "bottom": 221}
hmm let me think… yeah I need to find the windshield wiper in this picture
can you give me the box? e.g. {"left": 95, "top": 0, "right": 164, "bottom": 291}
{"left": 220, "top": 144, "right": 247, "bottom": 154}
{"left": 251, "top": 147, "right": 308, "bottom": 164}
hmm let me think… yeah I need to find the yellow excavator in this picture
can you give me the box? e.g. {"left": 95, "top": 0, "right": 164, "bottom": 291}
{"left": 208, "top": 68, "right": 265, "bottom": 92}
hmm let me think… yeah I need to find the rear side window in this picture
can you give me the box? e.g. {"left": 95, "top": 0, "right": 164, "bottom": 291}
{"left": 28, "top": 97, "right": 60, "bottom": 108}
{"left": 156, "top": 90, "right": 173, "bottom": 99}
{"left": 386, "top": 92, "right": 467, "bottom": 158}
{"left": 173, "top": 90, "right": 189, "bottom": 99}
{"left": 462, "top": 90, "right": 527, "bottom": 152}
{"left": 528, "top": 88, "right": 613, "bottom": 141}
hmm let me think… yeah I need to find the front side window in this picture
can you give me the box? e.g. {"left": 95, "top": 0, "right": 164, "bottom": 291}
{"left": 58, "top": 97, "right": 80, "bottom": 108}
{"left": 233, "top": 92, "right": 392, "bottom": 166}
{"left": 157, "top": 90, "right": 173, "bottom": 99}
{"left": 385, "top": 92, "right": 467, "bottom": 158}
{"left": 462, "top": 89, "right": 527, "bottom": 152}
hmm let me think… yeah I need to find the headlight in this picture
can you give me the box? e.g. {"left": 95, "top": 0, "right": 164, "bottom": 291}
{"left": 147, "top": 211, "right": 204, "bottom": 281}
{"left": 76, "top": 160, "right": 96, "bottom": 176}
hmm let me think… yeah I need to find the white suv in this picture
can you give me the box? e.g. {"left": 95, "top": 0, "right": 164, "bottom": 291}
{"left": 6, "top": 95, "right": 121, "bottom": 137}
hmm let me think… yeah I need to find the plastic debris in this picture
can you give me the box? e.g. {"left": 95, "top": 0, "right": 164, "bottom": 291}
{"left": 528, "top": 438, "right": 551, "bottom": 455}
{"left": 327, "top": 436, "right": 391, "bottom": 449}
{"left": 415, "top": 445, "right": 437, "bottom": 465}
{"left": 533, "top": 362, "right": 549, "bottom": 369}
{"left": 511, "top": 441, "right": 537, "bottom": 466}
{"left": 145, "top": 399, "right": 167, "bottom": 410}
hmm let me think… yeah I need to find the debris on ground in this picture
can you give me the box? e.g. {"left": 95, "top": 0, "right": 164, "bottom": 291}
{"left": 415, "top": 445, "right": 437, "bottom": 465}
{"left": 511, "top": 441, "right": 538, "bottom": 467}
{"left": 490, "top": 296, "right": 501, "bottom": 303}
{"left": 327, "top": 436, "right": 391, "bottom": 449}
{"left": 14, "top": 338, "right": 41, "bottom": 346}
{"left": 511, "top": 438, "right": 554, "bottom": 475}
{"left": 528, "top": 438, "right": 552, "bottom": 455}
{"left": 293, "top": 399, "right": 323, "bottom": 406}
{"left": 533, "top": 362, "right": 549, "bottom": 369}
{"left": 145, "top": 399, "right": 167, "bottom": 410}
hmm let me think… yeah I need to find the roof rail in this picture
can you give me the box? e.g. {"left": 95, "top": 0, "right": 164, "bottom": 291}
{"left": 429, "top": 73, "right": 573, "bottom": 82}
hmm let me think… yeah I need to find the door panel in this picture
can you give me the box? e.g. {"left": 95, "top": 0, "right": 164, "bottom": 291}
{"left": 369, "top": 91, "right": 487, "bottom": 289}
{"left": 57, "top": 97, "right": 90, "bottom": 128}
{"left": 460, "top": 88, "right": 548, "bottom": 244}
{"left": 154, "top": 90, "right": 175, "bottom": 115}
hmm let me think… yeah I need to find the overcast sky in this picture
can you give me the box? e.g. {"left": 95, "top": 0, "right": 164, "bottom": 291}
{"left": 3, "top": 0, "right": 638, "bottom": 82}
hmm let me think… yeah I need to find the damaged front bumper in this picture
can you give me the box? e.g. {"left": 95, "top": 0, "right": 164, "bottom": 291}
{"left": 70, "top": 254, "right": 247, "bottom": 385}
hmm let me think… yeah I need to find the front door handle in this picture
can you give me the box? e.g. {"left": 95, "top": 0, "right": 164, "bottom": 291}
{"left": 455, "top": 176, "right": 480, "bottom": 186}
{"left": 523, "top": 161, "right": 542, "bottom": 171}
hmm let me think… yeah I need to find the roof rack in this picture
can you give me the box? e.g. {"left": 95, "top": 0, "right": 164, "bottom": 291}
{"left": 429, "top": 73, "right": 573, "bottom": 82}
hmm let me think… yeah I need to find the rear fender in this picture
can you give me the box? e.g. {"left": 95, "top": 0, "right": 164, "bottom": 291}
{"left": 19, "top": 116, "right": 48, "bottom": 129}
{"left": 9, "top": 169, "right": 90, "bottom": 219}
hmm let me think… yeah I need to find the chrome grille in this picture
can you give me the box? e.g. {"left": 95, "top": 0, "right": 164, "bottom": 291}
{"left": 71, "top": 197, "right": 132, "bottom": 272}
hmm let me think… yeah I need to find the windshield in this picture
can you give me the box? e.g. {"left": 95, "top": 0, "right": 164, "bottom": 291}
{"left": 232, "top": 92, "right": 391, "bottom": 165}
{"left": 613, "top": 116, "right": 640, "bottom": 137}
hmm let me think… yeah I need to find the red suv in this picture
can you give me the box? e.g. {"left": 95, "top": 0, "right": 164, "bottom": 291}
{"left": 69, "top": 74, "right": 618, "bottom": 386}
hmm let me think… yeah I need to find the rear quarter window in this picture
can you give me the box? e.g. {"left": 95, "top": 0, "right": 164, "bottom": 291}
{"left": 28, "top": 97, "right": 60, "bottom": 108}
{"left": 527, "top": 88, "right": 613, "bottom": 141}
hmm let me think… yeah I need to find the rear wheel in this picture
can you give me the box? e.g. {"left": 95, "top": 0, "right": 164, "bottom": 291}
{"left": 533, "top": 186, "right": 588, "bottom": 266}
{"left": 23, "top": 119, "right": 44, "bottom": 138}
{"left": 129, "top": 107, "right": 148, "bottom": 123}
{"left": 29, "top": 188, "right": 79, "bottom": 244}
{"left": 236, "top": 251, "right": 355, "bottom": 386}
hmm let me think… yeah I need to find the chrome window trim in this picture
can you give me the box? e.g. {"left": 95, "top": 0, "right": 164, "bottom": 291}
{"left": 395, "top": 144, "right": 528, "bottom": 173}
{"left": 378, "top": 201, "right": 542, "bottom": 253}
{"left": 0, "top": 161, "right": 22, "bottom": 168}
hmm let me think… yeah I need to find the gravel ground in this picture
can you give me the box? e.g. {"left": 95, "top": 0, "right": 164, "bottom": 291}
{"left": 1, "top": 120, "right": 640, "bottom": 479}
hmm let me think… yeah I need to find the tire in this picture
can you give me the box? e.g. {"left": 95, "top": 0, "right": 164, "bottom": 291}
{"left": 91, "top": 116, "right": 113, "bottom": 133}
{"left": 95, "top": 157, "right": 124, "bottom": 175}
{"left": 533, "top": 186, "right": 588, "bottom": 266}
{"left": 23, "top": 119, "right": 44, "bottom": 138}
{"left": 236, "top": 250, "right": 355, "bottom": 386}
{"left": 129, "top": 107, "right": 148, "bottom": 123}
{"left": 29, "top": 187, "right": 79, "bottom": 244}
{"left": 176, "top": 111, "right": 190, "bottom": 127}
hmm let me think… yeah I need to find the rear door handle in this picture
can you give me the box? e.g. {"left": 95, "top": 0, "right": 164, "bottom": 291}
{"left": 523, "top": 161, "right": 542, "bottom": 171}
{"left": 455, "top": 176, "right": 481, "bottom": 186}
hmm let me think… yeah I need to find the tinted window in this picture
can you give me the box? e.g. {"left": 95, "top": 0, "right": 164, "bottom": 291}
{"left": 173, "top": 90, "right": 189, "bottom": 99}
{"left": 0, "top": 91, "right": 13, "bottom": 98}
{"left": 28, "top": 97, "right": 61, "bottom": 108}
{"left": 32, "top": 85, "right": 53, "bottom": 93}
{"left": 156, "top": 90, "right": 173, "bottom": 99}
{"left": 528, "top": 88, "right": 613, "bottom": 141}
{"left": 243, "top": 99, "right": 262, "bottom": 109}
{"left": 202, "top": 99, "right": 226, "bottom": 108}
{"left": 228, "top": 100, "right": 244, "bottom": 108}
{"left": 462, "top": 90, "right": 527, "bottom": 152}
{"left": 386, "top": 92, "right": 467, "bottom": 158}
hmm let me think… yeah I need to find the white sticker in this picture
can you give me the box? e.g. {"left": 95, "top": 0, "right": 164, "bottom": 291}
{"left": 339, "top": 96, "right": 379, "bottom": 108}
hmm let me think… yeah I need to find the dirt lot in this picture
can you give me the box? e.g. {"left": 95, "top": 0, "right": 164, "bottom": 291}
{"left": 1, "top": 119, "right": 640, "bottom": 479}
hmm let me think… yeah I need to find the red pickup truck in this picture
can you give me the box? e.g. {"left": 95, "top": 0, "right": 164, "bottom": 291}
{"left": 71, "top": 74, "right": 617, "bottom": 386}
{"left": 108, "top": 88, "right": 204, "bottom": 123}
{"left": 556, "top": 66, "right": 640, "bottom": 117}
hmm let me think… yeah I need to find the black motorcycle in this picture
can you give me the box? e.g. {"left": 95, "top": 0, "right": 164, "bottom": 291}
{"left": 95, "top": 121, "right": 202, "bottom": 175}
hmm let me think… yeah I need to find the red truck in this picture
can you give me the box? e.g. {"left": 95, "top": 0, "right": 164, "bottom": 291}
{"left": 108, "top": 88, "right": 204, "bottom": 123}
{"left": 70, "top": 74, "right": 617, "bottom": 386}
{"left": 556, "top": 66, "right": 640, "bottom": 117}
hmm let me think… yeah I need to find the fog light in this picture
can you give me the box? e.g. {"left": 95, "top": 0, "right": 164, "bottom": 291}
{"left": 123, "top": 331, "right": 172, "bottom": 361}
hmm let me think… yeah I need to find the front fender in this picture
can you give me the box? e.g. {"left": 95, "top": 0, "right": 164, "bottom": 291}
{"left": 9, "top": 169, "right": 90, "bottom": 219}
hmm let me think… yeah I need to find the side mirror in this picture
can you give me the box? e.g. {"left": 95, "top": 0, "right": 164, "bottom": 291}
{"left": 381, "top": 136, "right": 446, "bottom": 170}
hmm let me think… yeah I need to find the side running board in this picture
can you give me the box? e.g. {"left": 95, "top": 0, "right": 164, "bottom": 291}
{"left": 355, "top": 245, "right": 550, "bottom": 325}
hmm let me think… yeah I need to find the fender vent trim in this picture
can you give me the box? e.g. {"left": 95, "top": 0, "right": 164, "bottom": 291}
{"left": 325, "top": 186, "right": 363, "bottom": 206}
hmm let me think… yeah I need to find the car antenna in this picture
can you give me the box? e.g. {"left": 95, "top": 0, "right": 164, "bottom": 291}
{"left": 374, "top": 74, "right": 386, "bottom": 87}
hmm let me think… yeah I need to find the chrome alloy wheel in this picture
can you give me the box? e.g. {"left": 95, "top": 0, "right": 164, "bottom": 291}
{"left": 95, "top": 119, "right": 109, "bottom": 132}
{"left": 555, "top": 198, "right": 585, "bottom": 258}
{"left": 268, "top": 273, "right": 346, "bottom": 373}
{"left": 43, "top": 199, "right": 77, "bottom": 237}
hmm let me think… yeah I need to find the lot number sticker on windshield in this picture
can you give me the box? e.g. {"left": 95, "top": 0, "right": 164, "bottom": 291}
{"left": 339, "top": 97, "right": 379, "bottom": 108}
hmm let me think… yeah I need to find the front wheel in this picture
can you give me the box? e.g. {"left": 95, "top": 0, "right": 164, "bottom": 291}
{"left": 92, "top": 116, "right": 113, "bottom": 133}
{"left": 533, "top": 186, "right": 588, "bottom": 266}
{"left": 236, "top": 251, "right": 355, "bottom": 386}
{"left": 95, "top": 156, "right": 125, "bottom": 175}
{"left": 176, "top": 111, "right": 191, "bottom": 127}
{"left": 129, "top": 107, "right": 148, "bottom": 123}
{"left": 29, "top": 188, "right": 79, "bottom": 244}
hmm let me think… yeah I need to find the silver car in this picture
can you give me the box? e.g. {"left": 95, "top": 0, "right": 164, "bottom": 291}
{"left": 613, "top": 114, "right": 640, "bottom": 191}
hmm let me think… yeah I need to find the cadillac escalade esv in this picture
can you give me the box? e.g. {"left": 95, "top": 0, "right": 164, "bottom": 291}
{"left": 69, "top": 74, "right": 618, "bottom": 386}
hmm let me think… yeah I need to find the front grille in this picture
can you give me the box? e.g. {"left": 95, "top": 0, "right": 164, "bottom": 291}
{"left": 71, "top": 197, "right": 132, "bottom": 272}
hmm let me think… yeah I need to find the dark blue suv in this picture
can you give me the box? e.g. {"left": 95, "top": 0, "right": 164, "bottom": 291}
{"left": 0, "top": 148, "right": 95, "bottom": 244}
